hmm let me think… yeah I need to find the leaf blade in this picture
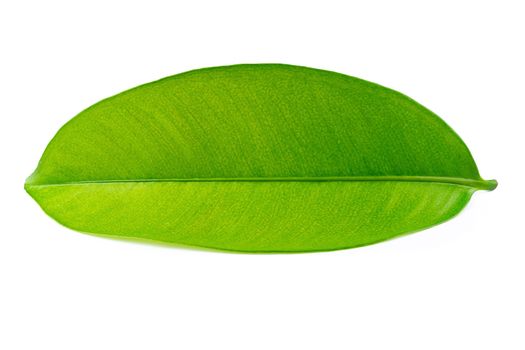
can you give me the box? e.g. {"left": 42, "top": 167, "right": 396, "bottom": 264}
{"left": 26, "top": 64, "right": 496, "bottom": 251}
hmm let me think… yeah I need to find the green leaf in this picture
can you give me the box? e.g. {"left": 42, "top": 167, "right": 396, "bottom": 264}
{"left": 25, "top": 64, "right": 497, "bottom": 252}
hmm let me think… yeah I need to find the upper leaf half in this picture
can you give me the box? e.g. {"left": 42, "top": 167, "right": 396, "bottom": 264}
{"left": 26, "top": 64, "right": 492, "bottom": 187}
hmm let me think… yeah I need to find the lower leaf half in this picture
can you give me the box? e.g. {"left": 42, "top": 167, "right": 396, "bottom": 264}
{"left": 26, "top": 181, "right": 475, "bottom": 252}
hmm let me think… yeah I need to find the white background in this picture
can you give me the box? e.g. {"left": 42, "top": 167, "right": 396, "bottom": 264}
{"left": 1, "top": 1, "right": 523, "bottom": 349}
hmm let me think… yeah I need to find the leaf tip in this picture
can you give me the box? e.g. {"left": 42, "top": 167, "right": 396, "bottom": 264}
{"left": 485, "top": 179, "right": 498, "bottom": 191}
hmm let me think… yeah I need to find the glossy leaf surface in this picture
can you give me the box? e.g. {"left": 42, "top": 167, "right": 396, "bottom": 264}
{"left": 26, "top": 64, "right": 496, "bottom": 252}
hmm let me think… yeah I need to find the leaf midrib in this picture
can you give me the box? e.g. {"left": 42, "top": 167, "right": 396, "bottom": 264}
{"left": 26, "top": 176, "right": 498, "bottom": 191}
